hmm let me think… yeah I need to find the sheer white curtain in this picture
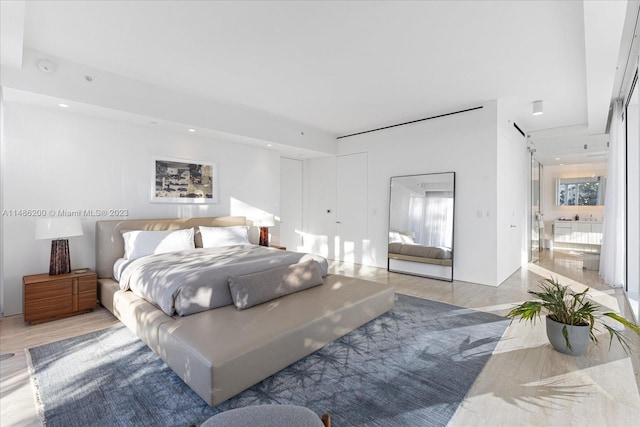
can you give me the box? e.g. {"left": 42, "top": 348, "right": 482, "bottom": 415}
{"left": 408, "top": 192, "right": 454, "bottom": 248}
{"left": 600, "top": 99, "right": 626, "bottom": 287}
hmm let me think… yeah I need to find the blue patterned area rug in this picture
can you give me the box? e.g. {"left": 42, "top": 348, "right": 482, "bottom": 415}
{"left": 27, "top": 294, "right": 509, "bottom": 426}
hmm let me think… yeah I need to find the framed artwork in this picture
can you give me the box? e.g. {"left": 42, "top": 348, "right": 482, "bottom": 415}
{"left": 151, "top": 157, "right": 218, "bottom": 203}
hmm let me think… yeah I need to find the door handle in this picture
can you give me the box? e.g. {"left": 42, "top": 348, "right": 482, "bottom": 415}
{"left": 510, "top": 225, "right": 516, "bottom": 228}
{"left": 336, "top": 221, "right": 342, "bottom": 224}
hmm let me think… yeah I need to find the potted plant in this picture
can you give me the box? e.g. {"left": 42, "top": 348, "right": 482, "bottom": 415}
{"left": 506, "top": 277, "right": 640, "bottom": 356}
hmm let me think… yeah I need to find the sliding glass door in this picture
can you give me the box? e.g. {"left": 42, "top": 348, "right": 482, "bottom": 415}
{"left": 626, "top": 73, "right": 639, "bottom": 320}
{"left": 529, "top": 154, "right": 542, "bottom": 263}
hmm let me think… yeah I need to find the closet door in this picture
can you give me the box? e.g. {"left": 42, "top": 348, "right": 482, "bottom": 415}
{"left": 336, "top": 153, "right": 368, "bottom": 263}
{"left": 280, "top": 158, "right": 303, "bottom": 251}
{"left": 497, "top": 129, "right": 525, "bottom": 282}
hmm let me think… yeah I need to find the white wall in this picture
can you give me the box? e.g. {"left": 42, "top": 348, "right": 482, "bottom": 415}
{"left": 389, "top": 184, "right": 412, "bottom": 233}
{"left": 304, "top": 101, "right": 508, "bottom": 285}
{"left": 540, "top": 162, "right": 607, "bottom": 241}
{"left": 1, "top": 102, "right": 280, "bottom": 316}
{"left": 0, "top": 88, "right": 5, "bottom": 316}
{"left": 279, "top": 157, "right": 303, "bottom": 250}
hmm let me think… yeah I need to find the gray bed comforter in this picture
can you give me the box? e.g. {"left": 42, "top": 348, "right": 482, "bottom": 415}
{"left": 388, "top": 242, "right": 452, "bottom": 259}
{"left": 119, "top": 245, "right": 328, "bottom": 316}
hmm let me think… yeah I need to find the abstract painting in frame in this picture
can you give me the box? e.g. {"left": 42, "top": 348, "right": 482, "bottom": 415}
{"left": 151, "top": 157, "right": 218, "bottom": 203}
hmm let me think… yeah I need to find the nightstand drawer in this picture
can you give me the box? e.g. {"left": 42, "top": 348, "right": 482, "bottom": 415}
{"left": 25, "top": 296, "right": 74, "bottom": 322}
{"left": 78, "top": 290, "right": 97, "bottom": 311}
{"left": 24, "top": 280, "right": 72, "bottom": 300}
{"left": 78, "top": 276, "right": 96, "bottom": 293}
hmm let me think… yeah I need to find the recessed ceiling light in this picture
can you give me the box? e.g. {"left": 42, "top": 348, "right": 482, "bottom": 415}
{"left": 559, "top": 163, "right": 564, "bottom": 166}
{"left": 188, "top": 129, "right": 196, "bottom": 133}
{"left": 58, "top": 103, "right": 69, "bottom": 108}
{"left": 555, "top": 157, "right": 560, "bottom": 160}
{"left": 267, "top": 144, "right": 272, "bottom": 147}
{"left": 532, "top": 100, "right": 543, "bottom": 116}
{"left": 38, "top": 59, "right": 55, "bottom": 73}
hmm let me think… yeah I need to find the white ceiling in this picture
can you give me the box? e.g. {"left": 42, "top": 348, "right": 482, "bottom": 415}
{"left": 1, "top": 0, "right": 634, "bottom": 163}
{"left": 528, "top": 124, "right": 609, "bottom": 165}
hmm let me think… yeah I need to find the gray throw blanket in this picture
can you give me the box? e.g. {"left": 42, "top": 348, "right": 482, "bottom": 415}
{"left": 119, "top": 245, "right": 328, "bottom": 316}
{"left": 388, "top": 242, "right": 451, "bottom": 259}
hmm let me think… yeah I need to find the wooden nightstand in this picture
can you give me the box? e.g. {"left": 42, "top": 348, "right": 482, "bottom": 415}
{"left": 23, "top": 269, "right": 97, "bottom": 324}
{"left": 269, "top": 244, "right": 286, "bottom": 250}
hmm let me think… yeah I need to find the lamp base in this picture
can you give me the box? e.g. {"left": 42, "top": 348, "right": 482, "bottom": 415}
{"left": 259, "top": 227, "right": 269, "bottom": 246}
{"left": 50, "top": 239, "right": 71, "bottom": 275}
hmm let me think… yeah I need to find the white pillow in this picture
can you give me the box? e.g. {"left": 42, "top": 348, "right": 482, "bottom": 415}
{"left": 389, "top": 231, "right": 402, "bottom": 243}
{"left": 400, "top": 234, "right": 415, "bottom": 244}
{"left": 122, "top": 228, "right": 195, "bottom": 260}
{"left": 200, "top": 225, "right": 250, "bottom": 248}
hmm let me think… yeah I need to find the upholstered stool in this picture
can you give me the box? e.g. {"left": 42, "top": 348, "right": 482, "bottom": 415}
{"left": 200, "top": 405, "right": 330, "bottom": 427}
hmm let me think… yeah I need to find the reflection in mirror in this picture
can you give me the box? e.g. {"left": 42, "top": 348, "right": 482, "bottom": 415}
{"left": 388, "top": 172, "right": 455, "bottom": 281}
{"left": 556, "top": 176, "right": 606, "bottom": 206}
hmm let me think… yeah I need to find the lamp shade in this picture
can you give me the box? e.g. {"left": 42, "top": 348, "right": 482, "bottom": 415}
{"left": 35, "top": 218, "right": 84, "bottom": 240}
{"left": 253, "top": 213, "right": 275, "bottom": 227}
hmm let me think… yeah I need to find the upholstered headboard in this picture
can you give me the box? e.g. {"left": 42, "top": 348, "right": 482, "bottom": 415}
{"left": 95, "top": 216, "right": 247, "bottom": 279}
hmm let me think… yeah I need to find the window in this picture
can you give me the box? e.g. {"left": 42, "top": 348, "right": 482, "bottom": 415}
{"left": 556, "top": 176, "right": 606, "bottom": 206}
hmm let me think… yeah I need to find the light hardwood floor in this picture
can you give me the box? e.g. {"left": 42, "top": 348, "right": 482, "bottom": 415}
{"left": 1, "top": 249, "right": 638, "bottom": 426}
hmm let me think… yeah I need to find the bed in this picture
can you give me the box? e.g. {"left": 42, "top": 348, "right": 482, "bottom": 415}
{"left": 387, "top": 231, "right": 453, "bottom": 279}
{"left": 388, "top": 243, "right": 452, "bottom": 266}
{"left": 387, "top": 231, "right": 452, "bottom": 266}
{"left": 96, "top": 216, "right": 395, "bottom": 406}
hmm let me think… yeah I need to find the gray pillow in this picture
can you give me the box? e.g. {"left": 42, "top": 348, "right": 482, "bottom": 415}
{"left": 228, "top": 260, "right": 323, "bottom": 310}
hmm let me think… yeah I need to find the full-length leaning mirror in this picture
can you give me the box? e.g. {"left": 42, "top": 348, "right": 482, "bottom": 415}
{"left": 388, "top": 172, "right": 455, "bottom": 281}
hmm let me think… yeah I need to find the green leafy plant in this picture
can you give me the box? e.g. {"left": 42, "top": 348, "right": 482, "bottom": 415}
{"left": 506, "top": 277, "right": 640, "bottom": 353}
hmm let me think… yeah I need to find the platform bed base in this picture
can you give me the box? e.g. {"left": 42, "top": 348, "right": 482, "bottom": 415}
{"left": 98, "top": 275, "right": 394, "bottom": 406}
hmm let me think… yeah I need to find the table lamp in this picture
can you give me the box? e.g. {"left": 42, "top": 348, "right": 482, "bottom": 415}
{"left": 254, "top": 213, "right": 275, "bottom": 246}
{"left": 35, "top": 218, "right": 84, "bottom": 275}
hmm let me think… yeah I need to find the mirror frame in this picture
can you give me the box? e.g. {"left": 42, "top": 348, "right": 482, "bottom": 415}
{"left": 388, "top": 172, "right": 455, "bottom": 282}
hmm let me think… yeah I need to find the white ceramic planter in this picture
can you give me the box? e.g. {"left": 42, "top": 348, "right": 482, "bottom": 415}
{"left": 545, "top": 316, "right": 590, "bottom": 356}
